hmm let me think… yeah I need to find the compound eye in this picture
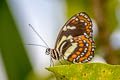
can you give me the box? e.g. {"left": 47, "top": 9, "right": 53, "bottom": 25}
{"left": 45, "top": 48, "right": 50, "bottom": 55}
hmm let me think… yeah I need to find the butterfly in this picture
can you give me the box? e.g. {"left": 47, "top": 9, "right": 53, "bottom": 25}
{"left": 29, "top": 12, "right": 95, "bottom": 64}
{"left": 45, "top": 12, "right": 95, "bottom": 63}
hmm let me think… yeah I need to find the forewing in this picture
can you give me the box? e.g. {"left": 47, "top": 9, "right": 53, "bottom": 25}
{"left": 55, "top": 12, "right": 93, "bottom": 54}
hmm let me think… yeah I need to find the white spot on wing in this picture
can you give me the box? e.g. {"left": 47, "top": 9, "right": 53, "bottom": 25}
{"left": 73, "top": 59, "right": 76, "bottom": 63}
{"left": 75, "top": 18, "right": 79, "bottom": 21}
{"left": 67, "top": 26, "right": 76, "bottom": 30}
{"left": 84, "top": 33, "right": 87, "bottom": 35}
{"left": 87, "top": 18, "right": 90, "bottom": 21}
{"left": 81, "top": 52, "right": 84, "bottom": 55}
{"left": 92, "top": 46, "right": 94, "bottom": 47}
{"left": 83, "top": 40, "right": 86, "bottom": 43}
{"left": 92, "top": 43, "right": 95, "bottom": 46}
{"left": 78, "top": 38, "right": 81, "bottom": 40}
{"left": 83, "top": 59, "right": 88, "bottom": 62}
{"left": 84, "top": 22, "right": 87, "bottom": 26}
{"left": 85, "top": 48, "right": 87, "bottom": 51}
{"left": 63, "top": 26, "right": 76, "bottom": 31}
{"left": 87, "top": 58, "right": 91, "bottom": 60}
{"left": 70, "top": 39, "right": 73, "bottom": 42}
{"left": 76, "top": 56, "right": 80, "bottom": 60}
{"left": 76, "top": 13, "right": 79, "bottom": 16}
{"left": 84, "top": 15, "right": 88, "bottom": 18}
{"left": 89, "top": 22, "right": 92, "bottom": 25}
{"left": 63, "top": 26, "right": 67, "bottom": 31}
{"left": 85, "top": 35, "right": 89, "bottom": 38}
{"left": 80, "top": 20, "right": 84, "bottom": 22}
{"left": 92, "top": 48, "right": 94, "bottom": 51}
{"left": 89, "top": 56, "right": 93, "bottom": 58}
{"left": 89, "top": 38, "right": 92, "bottom": 42}
{"left": 86, "top": 43, "right": 89, "bottom": 47}
{"left": 89, "top": 26, "right": 92, "bottom": 29}
{"left": 84, "top": 48, "right": 87, "bottom": 52}
{"left": 90, "top": 32, "right": 93, "bottom": 36}
{"left": 80, "top": 13, "right": 85, "bottom": 16}
{"left": 80, "top": 54, "right": 84, "bottom": 57}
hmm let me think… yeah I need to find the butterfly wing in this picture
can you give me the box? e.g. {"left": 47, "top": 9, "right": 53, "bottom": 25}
{"left": 62, "top": 35, "right": 95, "bottom": 63}
{"left": 55, "top": 12, "right": 95, "bottom": 63}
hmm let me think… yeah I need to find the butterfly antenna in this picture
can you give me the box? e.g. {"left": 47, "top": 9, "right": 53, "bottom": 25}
{"left": 25, "top": 44, "right": 48, "bottom": 48}
{"left": 28, "top": 24, "right": 49, "bottom": 48}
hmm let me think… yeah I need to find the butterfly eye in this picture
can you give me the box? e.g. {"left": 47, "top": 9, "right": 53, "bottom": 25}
{"left": 46, "top": 48, "right": 50, "bottom": 55}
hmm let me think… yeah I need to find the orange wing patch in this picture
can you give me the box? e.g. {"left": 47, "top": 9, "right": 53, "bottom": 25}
{"left": 68, "top": 35, "right": 93, "bottom": 63}
{"left": 68, "top": 57, "right": 73, "bottom": 62}
{"left": 78, "top": 57, "right": 87, "bottom": 62}
{"left": 71, "top": 20, "right": 77, "bottom": 24}
{"left": 76, "top": 52, "right": 80, "bottom": 55}
{"left": 79, "top": 48, "right": 83, "bottom": 51}
{"left": 78, "top": 16, "right": 92, "bottom": 34}
{"left": 77, "top": 36, "right": 92, "bottom": 62}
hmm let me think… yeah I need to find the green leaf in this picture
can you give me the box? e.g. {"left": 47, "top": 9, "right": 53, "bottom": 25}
{"left": 46, "top": 63, "right": 120, "bottom": 80}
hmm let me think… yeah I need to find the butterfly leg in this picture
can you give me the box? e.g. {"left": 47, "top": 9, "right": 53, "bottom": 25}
{"left": 50, "top": 57, "right": 54, "bottom": 67}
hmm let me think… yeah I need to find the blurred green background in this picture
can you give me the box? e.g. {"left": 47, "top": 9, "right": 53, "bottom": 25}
{"left": 0, "top": 0, "right": 120, "bottom": 80}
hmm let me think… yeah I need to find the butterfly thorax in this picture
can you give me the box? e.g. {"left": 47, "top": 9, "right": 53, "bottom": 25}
{"left": 46, "top": 48, "right": 60, "bottom": 60}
